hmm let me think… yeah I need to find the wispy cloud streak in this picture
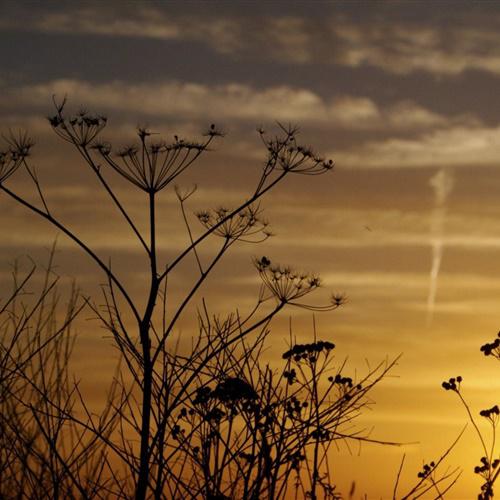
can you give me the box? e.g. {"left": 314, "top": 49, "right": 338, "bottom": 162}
{"left": 427, "top": 168, "right": 454, "bottom": 326}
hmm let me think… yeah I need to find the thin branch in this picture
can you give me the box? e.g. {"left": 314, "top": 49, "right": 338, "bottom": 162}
{"left": 0, "top": 183, "right": 140, "bottom": 323}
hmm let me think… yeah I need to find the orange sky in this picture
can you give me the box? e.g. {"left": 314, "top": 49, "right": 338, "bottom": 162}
{"left": 1, "top": 1, "right": 499, "bottom": 497}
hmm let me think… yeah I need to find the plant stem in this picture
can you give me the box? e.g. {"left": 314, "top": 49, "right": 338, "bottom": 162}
{"left": 136, "top": 192, "right": 158, "bottom": 499}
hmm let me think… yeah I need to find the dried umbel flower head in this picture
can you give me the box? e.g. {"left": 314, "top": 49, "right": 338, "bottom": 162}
{"left": 0, "top": 130, "right": 34, "bottom": 183}
{"left": 441, "top": 375, "right": 462, "bottom": 392}
{"left": 203, "top": 123, "right": 225, "bottom": 139}
{"left": 473, "top": 455, "right": 498, "bottom": 500}
{"left": 284, "top": 395, "right": 305, "bottom": 417}
{"left": 255, "top": 256, "right": 321, "bottom": 304}
{"left": 327, "top": 374, "right": 354, "bottom": 388}
{"left": 197, "top": 204, "right": 272, "bottom": 242}
{"left": 479, "top": 405, "right": 500, "bottom": 421}
{"left": 480, "top": 331, "right": 500, "bottom": 359}
{"left": 474, "top": 456, "right": 497, "bottom": 475}
{"left": 48, "top": 98, "right": 221, "bottom": 193}
{"left": 259, "top": 124, "right": 334, "bottom": 176}
{"left": 95, "top": 127, "right": 217, "bottom": 193}
{"left": 282, "top": 340, "right": 335, "bottom": 361}
{"left": 213, "top": 377, "right": 258, "bottom": 403}
{"left": 283, "top": 368, "right": 297, "bottom": 384}
{"left": 48, "top": 101, "right": 107, "bottom": 147}
{"left": 310, "top": 426, "right": 331, "bottom": 442}
{"left": 254, "top": 256, "right": 346, "bottom": 310}
{"left": 193, "top": 386, "right": 213, "bottom": 406}
{"left": 417, "top": 461, "right": 436, "bottom": 479}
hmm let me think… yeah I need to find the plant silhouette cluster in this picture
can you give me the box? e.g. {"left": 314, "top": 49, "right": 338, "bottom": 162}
{"left": 0, "top": 99, "right": 404, "bottom": 499}
{"left": 0, "top": 252, "right": 104, "bottom": 498}
{"left": 391, "top": 429, "right": 463, "bottom": 500}
{"left": 441, "top": 334, "right": 500, "bottom": 500}
{"left": 4, "top": 97, "right": 498, "bottom": 499}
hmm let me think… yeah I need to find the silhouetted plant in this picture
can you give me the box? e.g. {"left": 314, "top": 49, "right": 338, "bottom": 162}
{"left": 0, "top": 98, "right": 399, "bottom": 498}
{"left": 155, "top": 320, "right": 397, "bottom": 499}
{"left": 0, "top": 250, "right": 117, "bottom": 498}
{"left": 393, "top": 430, "right": 463, "bottom": 500}
{"left": 441, "top": 337, "right": 500, "bottom": 500}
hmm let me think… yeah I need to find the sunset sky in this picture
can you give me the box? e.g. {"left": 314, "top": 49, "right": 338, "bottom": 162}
{"left": 1, "top": 1, "right": 500, "bottom": 497}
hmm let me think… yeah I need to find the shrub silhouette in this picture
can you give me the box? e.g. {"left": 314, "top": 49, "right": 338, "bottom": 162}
{"left": 0, "top": 250, "right": 107, "bottom": 498}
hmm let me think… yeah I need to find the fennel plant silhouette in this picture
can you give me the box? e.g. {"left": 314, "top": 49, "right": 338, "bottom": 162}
{"left": 0, "top": 98, "right": 402, "bottom": 499}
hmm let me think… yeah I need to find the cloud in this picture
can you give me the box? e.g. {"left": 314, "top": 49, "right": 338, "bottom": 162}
{"left": 36, "top": 9, "right": 182, "bottom": 39}
{"left": 0, "top": 79, "right": 326, "bottom": 123}
{"left": 1, "top": 7, "right": 243, "bottom": 55}
{"left": 5, "top": 5, "right": 500, "bottom": 76}
{"left": 336, "top": 124, "right": 500, "bottom": 168}
{"left": 255, "top": 17, "right": 313, "bottom": 64}
{"left": 405, "top": 297, "right": 500, "bottom": 315}
{"left": 279, "top": 233, "right": 500, "bottom": 251}
{"left": 0, "top": 78, "right": 459, "bottom": 132}
{"left": 1, "top": 79, "right": 495, "bottom": 172}
{"left": 334, "top": 22, "right": 500, "bottom": 76}
{"left": 266, "top": 204, "right": 500, "bottom": 254}
{"left": 0, "top": 7, "right": 310, "bottom": 63}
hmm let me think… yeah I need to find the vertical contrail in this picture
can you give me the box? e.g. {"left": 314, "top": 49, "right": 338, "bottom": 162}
{"left": 427, "top": 168, "right": 453, "bottom": 327}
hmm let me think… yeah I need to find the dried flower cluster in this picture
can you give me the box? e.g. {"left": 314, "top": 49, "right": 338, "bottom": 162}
{"left": 255, "top": 256, "right": 321, "bottom": 304}
{"left": 48, "top": 99, "right": 223, "bottom": 194}
{"left": 0, "top": 131, "right": 33, "bottom": 183}
{"left": 96, "top": 130, "right": 215, "bottom": 193}
{"left": 475, "top": 456, "right": 497, "bottom": 475}
{"left": 197, "top": 205, "right": 272, "bottom": 242}
{"left": 480, "top": 332, "right": 500, "bottom": 359}
{"left": 254, "top": 257, "right": 346, "bottom": 311}
{"left": 282, "top": 340, "right": 335, "bottom": 361}
{"left": 417, "top": 461, "right": 436, "bottom": 479}
{"left": 327, "top": 374, "right": 355, "bottom": 388}
{"left": 479, "top": 405, "right": 500, "bottom": 420}
{"left": 442, "top": 369, "right": 499, "bottom": 500}
{"left": 48, "top": 107, "right": 107, "bottom": 147}
{"left": 441, "top": 375, "right": 462, "bottom": 392}
{"left": 214, "top": 377, "right": 258, "bottom": 402}
{"left": 259, "top": 125, "right": 334, "bottom": 176}
{"left": 475, "top": 455, "right": 499, "bottom": 500}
